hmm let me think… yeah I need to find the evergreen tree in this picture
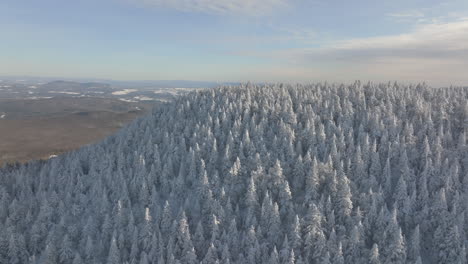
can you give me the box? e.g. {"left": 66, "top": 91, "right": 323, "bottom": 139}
{"left": 269, "top": 246, "right": 280, "bottom": 264}
{"left": 369, "top": 244, "right": 381, "bottom": 264}
{"left": 335, "top": 170, "right": 353, "bottom": 225}
{"left": 107, "top": 237, "right": 120, "bottom": 264}
{"left": 72, "top": 253, "right": 84, "bottom": 264}
{"left": 203, "top": 243, "right": 219, "bottom": 264}
{"left": 59, "top": 234, "right": 74, "bottom": 263}
{"left": 383, "top": 210, "right": 406, "bottom": 264}
{"left": 44, "top": 243, "right": 58, "bottom": 264}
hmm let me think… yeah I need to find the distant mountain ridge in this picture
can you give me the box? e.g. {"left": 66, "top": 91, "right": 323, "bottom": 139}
{"left": 0, "top": 76, "right": 239, "bottom": 89}
{"left": 40, "top": 81, "right": 111, "bottom": 90}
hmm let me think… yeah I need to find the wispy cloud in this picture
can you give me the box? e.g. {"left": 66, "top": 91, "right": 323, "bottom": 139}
{"left": 387, "top": 10, "right": 424, "bottom": 18}
{"left": 138, "top": 0, "right": 288, "bottom": 16}
{"left": 238, "top": 19, "right": 468, "bottom": 59}
{"left": 386, "top": 10, "right": 426, "bottom": 23}
{"left": 324, "top": 19, "right": 468, "bottom": 60}
{"left": 234, "top": 18, "right": 468, "bottom": 85}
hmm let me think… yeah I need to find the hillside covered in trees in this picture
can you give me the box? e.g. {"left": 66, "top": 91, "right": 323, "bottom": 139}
{"left": 0, "top": 82, "right": 467, "bottom": 264}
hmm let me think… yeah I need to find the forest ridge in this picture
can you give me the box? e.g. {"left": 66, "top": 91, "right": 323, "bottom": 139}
{"left": 0, "top": 83, "right": 467, "bottom": 264}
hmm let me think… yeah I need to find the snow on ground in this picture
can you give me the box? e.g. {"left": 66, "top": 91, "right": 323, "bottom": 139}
{"left": 153, "top": 90, "right": 177, "bottom": 95}
{"left": 27, "top": 97, "right": 53, "bottom": 99}
{"left": 112, "top": 89, "right": 137, "bottom": 95}
{"left": 28, "top": 85, "right": 37, "bottom": 89}
{"left": 174, "top": 87, "right": 201, "bottom": 90}
{"left": 119, "top": 98, "right": 137, "bottom": 103}
{"left": 48, "top": 91, "right": 81, "bottom": 95}
{"left": 0, "top": 114, "right": 5, "bottom": 119}
{"left": 153, "top": 87, "right": 202, "bottom": 95}
{"left": 133, "top": 96, "right": 154, "bottom": 101}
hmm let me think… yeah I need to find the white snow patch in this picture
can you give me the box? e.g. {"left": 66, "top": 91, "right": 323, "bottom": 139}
{"left": 174, "top": 87, "right": 201, "bottom": 90}
{"left": 134, "top": 96, "right": 154, "bottom": 101}
{"left": 27, "top": 96, "right": 53, "bottom": 99}
{"left": 49, "top": 91, "right": 80, "bottom": 95}
{"left": 112, "top": 89, "right": 137, "bottom": 95}
{"left": 0, "top": 114, "right": 5, "bottom": 119}
{"left": 153, "top": 90, "right": 176, "bottom": 95}
{"left": 153, "top": 87, "right": 202, "bottom": 96}
{"left": 28, "top": 85, "right": 37, "bottom": 89}
{"left": 119, "top": 98, "right": 137, "bottom": 103}
{"left": 155, "top": 98, "right": 171, "bottom": 102}
{"left": 49, "top": 155, "right": 58, "bottom": 159}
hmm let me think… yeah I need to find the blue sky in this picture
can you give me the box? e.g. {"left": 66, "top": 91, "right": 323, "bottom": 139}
{"left": 1, "top": 0, "right": 468, "bottom": 86}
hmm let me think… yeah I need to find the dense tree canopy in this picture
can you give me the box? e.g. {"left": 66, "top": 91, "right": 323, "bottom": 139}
{"left": 0, "top": 82, "right": 467, "bottom": 263}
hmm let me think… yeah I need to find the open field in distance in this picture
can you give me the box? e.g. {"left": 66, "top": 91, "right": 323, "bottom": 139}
{"left": 0, "top": 97, "right": 154, "bottom": 166}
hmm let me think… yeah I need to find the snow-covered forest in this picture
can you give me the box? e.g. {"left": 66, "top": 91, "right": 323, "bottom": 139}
{"left": 0, "top": 82, "right": 467, "bottom": 264}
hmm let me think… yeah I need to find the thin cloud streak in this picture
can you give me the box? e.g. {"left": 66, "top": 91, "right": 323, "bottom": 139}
{"left": 387, "top": 10, "right": 424, "bottom": 18}
{"left": 323, "top": 19, "right": 468, "bottom": 60}
{"left": 138, "top": 0, "right": 289, "bottom": 16}
{"left": 231, "top": 19, "right": 468, "bottom": 85}
{"left": 234, "top": 19, "right": 468, "bottom": 62}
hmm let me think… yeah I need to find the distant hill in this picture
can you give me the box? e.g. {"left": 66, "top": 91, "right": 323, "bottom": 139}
{"left": 106, "top": 79, "right": 239, "bottom": 89}
{"left": 40, "top": 80, "right": 111, "bottom": 90}
{"left": 0, "top": 75, "right": 239, "bottom": 89}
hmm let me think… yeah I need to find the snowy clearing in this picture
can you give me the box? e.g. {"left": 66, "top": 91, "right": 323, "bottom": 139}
{"left": 48, "top": 91, "right": 81, "bottom": 95}
{"left": 133, "top": 96, "right": 154, "bottom": 101}
{"left": 112, "top": 89, "right": 137, "bottom": 95}
{"left": 27, "top": 96, "right": 53, "bottom": 99}
{"left": 119, "top": 98, "right": 137, "bottom": 103}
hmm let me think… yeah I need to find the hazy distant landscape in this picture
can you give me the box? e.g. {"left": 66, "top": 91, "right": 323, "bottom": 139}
{"left": 0, "top": 78, "right": 213, "bottom": 166}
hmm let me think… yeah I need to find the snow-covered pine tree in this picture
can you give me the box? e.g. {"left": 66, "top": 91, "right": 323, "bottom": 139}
{"left": 0, "top": 83, "right": 465, "bottom": 263}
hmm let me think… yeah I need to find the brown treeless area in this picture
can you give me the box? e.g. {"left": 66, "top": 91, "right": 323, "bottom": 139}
{"left": 0, "top": 98, "right": 153, "bottom": 166}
